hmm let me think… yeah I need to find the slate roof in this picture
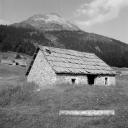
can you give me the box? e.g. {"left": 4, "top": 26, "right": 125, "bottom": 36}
{"left": 39, "top": 45, "right": 116, "bottom": 75}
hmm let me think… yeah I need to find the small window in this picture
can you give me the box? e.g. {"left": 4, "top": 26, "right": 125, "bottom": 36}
{"left": 45, "top": 49, "right": 51, "bottom": 54}
{"left": 105, "top": 77, "right": 108, "bottom": 85}
{"left": 71, "top": 78, "right": 76, "bottom": 84}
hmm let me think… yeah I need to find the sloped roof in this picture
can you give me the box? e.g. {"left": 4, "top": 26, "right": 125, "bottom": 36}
{"left": 39, "top": 45, "right": 116, "bottom": 75}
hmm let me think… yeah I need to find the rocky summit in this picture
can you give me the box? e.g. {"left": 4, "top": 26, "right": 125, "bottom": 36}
{"left": 12, "top": 13, "right": 80, "bottom": 31}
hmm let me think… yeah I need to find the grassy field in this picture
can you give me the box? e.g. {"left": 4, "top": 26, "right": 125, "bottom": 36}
{"left": 0, "top": 64, "right": 128, "bottom": 128}
{"left": 0, "top": 64, "right": 26, "bottom": 90}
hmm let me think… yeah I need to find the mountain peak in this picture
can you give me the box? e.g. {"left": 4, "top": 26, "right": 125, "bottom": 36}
{"left": 28, "top": 13, "right": 61, "bottom": 20}
{"left": 28, "top": 13, "right": 66, "bottom": 24}
{"left": 12, "top": 13, "right": 80, "bottom": 31}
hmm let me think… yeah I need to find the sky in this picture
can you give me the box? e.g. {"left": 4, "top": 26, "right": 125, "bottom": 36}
{"left": 0, "top": 0, "right": 128, "bottom": 43}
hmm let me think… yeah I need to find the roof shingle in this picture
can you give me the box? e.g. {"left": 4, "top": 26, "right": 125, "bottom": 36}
{"left": 39, "top": 45, "right": 116, "bottom": 75}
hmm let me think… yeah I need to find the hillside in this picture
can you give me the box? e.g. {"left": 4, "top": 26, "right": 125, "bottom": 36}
{"left": 47, "top": 31, "right": 128, "bottom": 67}
{"left": 0, "top": 24, "right": 128, "bottom": 67}
{"left": 0, "top": 25, "right": 49, "bottom": 55}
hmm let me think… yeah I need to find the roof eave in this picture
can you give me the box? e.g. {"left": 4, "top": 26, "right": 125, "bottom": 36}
{"left": 56, "top": 72, "right": 116, "bottom": 76}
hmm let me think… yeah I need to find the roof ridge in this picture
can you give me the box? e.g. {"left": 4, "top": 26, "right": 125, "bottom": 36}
{"left": 38, "top": 45, "right": 95, "bottom": 55}
{"left": 52, "top": 65, "right": 113, "bottom": 71}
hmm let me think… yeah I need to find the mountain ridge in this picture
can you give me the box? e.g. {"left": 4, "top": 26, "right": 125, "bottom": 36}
{"left": 0, "top": 13, "right": 128, "bottom": 67}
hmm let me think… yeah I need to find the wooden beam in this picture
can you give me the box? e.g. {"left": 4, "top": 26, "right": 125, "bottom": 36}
{"left": 59, "top": 110, "right": 115, "bottom": 116}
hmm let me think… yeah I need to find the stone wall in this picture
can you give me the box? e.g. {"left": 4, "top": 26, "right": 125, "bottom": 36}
{"left": 27, "top": 50, "right": 56, "bottom": 87}
{"left": 95, "top": 76, "right": 116, "bottom": 86}
{"left": 56, "top": 75, "right": 116, "bottom": 86}
{"left": 107, "top": 76, "right": 116, "bottom": 85}
{"left": 56, "top": 75, "right": 88, "bottom": 85}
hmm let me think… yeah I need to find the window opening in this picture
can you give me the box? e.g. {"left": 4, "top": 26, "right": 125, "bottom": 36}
{"left": 105, "top": 77, "right": 108, "bottom": 85}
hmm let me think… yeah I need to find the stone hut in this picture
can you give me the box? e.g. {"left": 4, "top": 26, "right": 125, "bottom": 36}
{"left": 26, "top": 45, "right": 116, "bottom": 86}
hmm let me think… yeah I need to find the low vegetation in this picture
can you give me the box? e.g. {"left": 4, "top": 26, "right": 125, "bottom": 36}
{"left": 0, "top": 78, "right": 127, "bottom": 128}
{"left": 0, "top": 64, "right": 127, "bottom": 127}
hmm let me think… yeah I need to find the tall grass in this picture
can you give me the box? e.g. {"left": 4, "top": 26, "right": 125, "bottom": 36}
{"left": 0, "top": 80, "right": 128, "bottom": 128}
{"left": 0, "top": 82, "right": 38, "bottom": 107}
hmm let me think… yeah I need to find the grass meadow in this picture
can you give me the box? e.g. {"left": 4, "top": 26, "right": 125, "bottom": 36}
{"left": 0, "top": 64, "right": 128, "bottom": 128}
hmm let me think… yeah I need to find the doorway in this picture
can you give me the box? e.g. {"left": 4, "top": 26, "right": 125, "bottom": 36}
{"left": 71, "top": 78, "right": 76, "bottom": 84}
{"left": 87, "top": 75, "right": 96, "bottom": 85}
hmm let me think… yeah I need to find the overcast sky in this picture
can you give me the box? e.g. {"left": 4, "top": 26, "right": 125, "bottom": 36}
{"left": 0, "top": 0, "right": 128, "bottom": 43}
